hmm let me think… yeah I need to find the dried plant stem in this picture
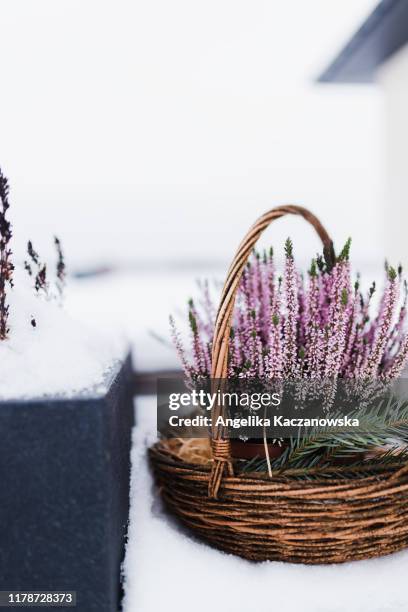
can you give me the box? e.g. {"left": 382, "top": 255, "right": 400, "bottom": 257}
{"left": 0, "top": 168, "right": 14, "bottom": 340}
{"left": 263, "top": 406, "right": 272, "bottom": 478}
{"left": 54, "top": 236, "right": 66, "bottom": 298}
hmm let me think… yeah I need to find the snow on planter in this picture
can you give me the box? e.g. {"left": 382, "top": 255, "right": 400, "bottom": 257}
{"left": 0, "top": 168, "right": 134, "bottom": 612}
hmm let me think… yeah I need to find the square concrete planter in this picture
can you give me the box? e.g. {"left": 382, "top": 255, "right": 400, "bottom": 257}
{"left": 0, "top": 354, "right": 134, "bottom": 612}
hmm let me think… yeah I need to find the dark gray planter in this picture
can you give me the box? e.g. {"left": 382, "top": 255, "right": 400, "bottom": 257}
{"left": 0, "top": 354, "right": 134, "bottom": 612}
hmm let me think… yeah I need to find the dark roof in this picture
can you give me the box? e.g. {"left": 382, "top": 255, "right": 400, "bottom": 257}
{"left": 318, "top": 0, "right": 408, "bottom": 82}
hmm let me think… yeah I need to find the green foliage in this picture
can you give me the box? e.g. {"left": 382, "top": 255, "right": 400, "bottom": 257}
{"left": 240, "top": 397, "right": 408, "bottom": 475}
{"left": 388, "top": 266, "right": 397, "bottom": 281}
{"left": 285, "top": 237, "right": 293, "bottom": 258}
{"left": 338, "top": 237, "right": 352, "bottom": 261}
{"left": 188, "top": 309, "right": 197, "bottom": 334}
{"left": 309, "top": 259, "right": 317, "bottom": 278}
{"left": 316, "top": 254, "right": 324, "bottom": 272}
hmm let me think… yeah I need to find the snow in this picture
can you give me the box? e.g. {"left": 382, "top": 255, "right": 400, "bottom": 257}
{"left": 66, "top": 268, "right": 224, "bottom": 372}
{"left": 0, "top": 1, "right": 382, "bottom": 272}
{"left": 0, "top": 268, "right": 125, "bottom": 400}
{"left": 123, "top": 396, "right": 408, "bottom": 612}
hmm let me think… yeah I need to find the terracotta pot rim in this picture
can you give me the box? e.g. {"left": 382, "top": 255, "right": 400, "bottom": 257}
{"left": 230, "top": 439, "right": 287, "bottom": 460}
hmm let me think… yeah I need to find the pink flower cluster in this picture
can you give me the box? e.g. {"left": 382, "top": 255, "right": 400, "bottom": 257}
{"left": 171, "top": 239, "right": 408, "bottom": 381}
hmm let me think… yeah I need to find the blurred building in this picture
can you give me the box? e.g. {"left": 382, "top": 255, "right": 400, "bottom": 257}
{"left": 319, "top": 0, "right": 408, "bottom": 269}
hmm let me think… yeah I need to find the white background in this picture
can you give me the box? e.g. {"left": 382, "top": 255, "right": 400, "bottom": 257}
{"left": 0, "top": 0, "right": 383, "bottom": 272}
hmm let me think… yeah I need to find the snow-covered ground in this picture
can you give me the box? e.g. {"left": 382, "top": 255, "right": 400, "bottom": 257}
{"left": 123, "top": 396, "right": 408, "bottom": 612}
{"left": 66, "top": 268, "right": 225, "bottom": 372}
{"left": 0, "top": 268, "right": 124, "bottom": 399}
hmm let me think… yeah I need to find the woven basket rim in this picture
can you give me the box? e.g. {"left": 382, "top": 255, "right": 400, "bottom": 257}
{"left": 151, "top": 439, "right": 408, "bottom": 484}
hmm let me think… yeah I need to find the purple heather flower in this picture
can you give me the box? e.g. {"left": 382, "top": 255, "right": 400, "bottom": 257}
{"left": 324, "top": 261, "right": 349, "bottom": 378}
{"left": 363, "top": 268, "right": 399, "bottom": 378}
{"left": 305, "top": 260, "right": 324, "bottom": 378}
{"left": 283, "top": 238, "right": 299, "bottom": 377}
{"left": 169, "top": 315, "right": 192, "bottom": 378}
{"left": 384, "top": 333, "right": 408, "bottom": 380}
{"left": 383, "top": 278, "right": 408, "bottom": 365}
{"left": 171, "top": 241, "right": 408, "bottom": 383}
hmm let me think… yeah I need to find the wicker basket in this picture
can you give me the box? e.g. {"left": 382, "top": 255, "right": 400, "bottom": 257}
{"left": 149, "top": 205, "right": 408, "bottom": 564}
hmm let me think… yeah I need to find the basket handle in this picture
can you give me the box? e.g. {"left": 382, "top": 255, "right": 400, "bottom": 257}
{"left": 208, "top": 204, "right": 335, "bottom": 498}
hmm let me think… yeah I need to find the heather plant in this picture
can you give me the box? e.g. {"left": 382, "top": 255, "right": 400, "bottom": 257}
{"left": 171, "top": 239, "right": 408, "bottom": 383}
{"left": 0, "top": 169, "right": 14, "bottom": 340}
{"left": 25, "top": 237, "right": 66, "bottom": 301}
{"left": 25, "top": 241, "right": 48, "bottom": 295}
{"left": 0, "top": 166, "right": 67, "bottom": 336}
{"left": 170, "top": 240, "right": 408, "bottom": 469}
{"left": 54, "top": 236, "right": 66, "bottom": 299}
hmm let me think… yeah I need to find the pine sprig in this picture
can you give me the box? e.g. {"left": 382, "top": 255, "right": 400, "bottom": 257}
{"left": 239, "top": 449, "right": 408, "bottom": 480}
{"left": 241, "top": 399, "right": 408, "bottom": 473}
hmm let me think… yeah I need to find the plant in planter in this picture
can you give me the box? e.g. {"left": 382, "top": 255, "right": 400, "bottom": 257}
{"left": 150, "top": 205, "right": 408, "bottom": 564}
{"left": 170, "top": 229, "right": 408, "bottom": 467}
{"left": 0, "top": 168, "right": 134, "bottom": 611}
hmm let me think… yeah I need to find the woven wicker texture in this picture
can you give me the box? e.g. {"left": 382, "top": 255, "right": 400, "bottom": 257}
{"left": 149, "top": 205, "right": 408, "bottom": 564}
{"left": 150, "top": 442, "right": 408, "bottom": 563}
